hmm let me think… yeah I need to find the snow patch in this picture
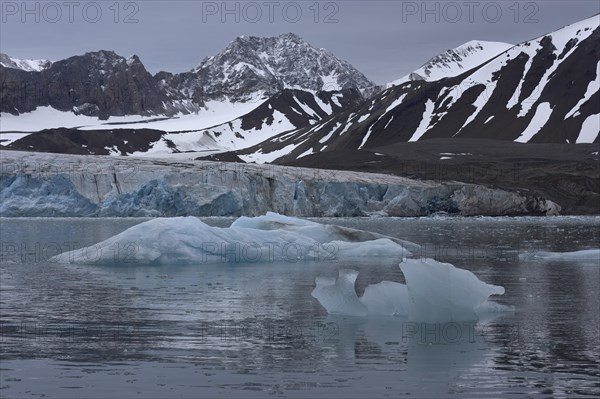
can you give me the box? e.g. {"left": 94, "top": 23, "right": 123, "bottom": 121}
{"left": 515, "top": 102, "right": 552, "bottom": 143}
{"left": 409, "top": 99, "right": 435, "bottom": 141}
{"left": 577, "top": 113, "right": 600, "bottom": 143}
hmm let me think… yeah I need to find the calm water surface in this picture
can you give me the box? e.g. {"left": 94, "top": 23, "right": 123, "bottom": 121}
{"left": 0, "top": 217, "right": 599, "bottom": 398}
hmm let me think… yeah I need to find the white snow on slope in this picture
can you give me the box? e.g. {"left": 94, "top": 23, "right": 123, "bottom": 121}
{"left": 457, "top": 81, "right": 497, "bottom": 134}
{"left": 514, "top": 16, "right": 598, "bottom": 117}
{"left": 566, "top": 61, "right": 600, "bottom": 119}
{"left": 577, "top": 113, "right": 600, "bottom": 143}
{"left": 409, "top": 99, "right": 436, "bottom": 141}
{"left": 515, "top": 102, "right": 552, "bottom": 143}
{"left": 0, "top": 133, "right": 30, "bottom": 146}
{"left": 0, "top": 54, "right": 51, "bottom": 71}
{"left": 318, "top": 122, "right": 341, "bottom": 144}
{"left": 154, "top": 109, "right": 297, "bottom": 156}
{"left": 0, "top": 100, "right": 263, "bottom": 139}
{"left": 239, "top": 143, "right": 300, "bottom": 164}
{"left": 388, "top": 40, "right": 513, "bottom": 88}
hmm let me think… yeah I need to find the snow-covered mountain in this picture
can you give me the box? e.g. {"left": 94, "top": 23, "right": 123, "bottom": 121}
{"left": 0, "top": 53, "right": 52, "bottom": 72}
{"left": 189, "top": 33, "right": 374, "bottom": 101}
{"left": 0, "top": 33, "right": 373, "bottom": 120}
{"left": 234, "top": 15, "right": 599, "bottom": 163}
{"left": 387, "top": 40, "right": 513, "bottom": 87}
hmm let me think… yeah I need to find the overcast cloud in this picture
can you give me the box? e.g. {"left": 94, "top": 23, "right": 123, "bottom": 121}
{"left": 1, "top": 0, "right": 598, "bottom": 84}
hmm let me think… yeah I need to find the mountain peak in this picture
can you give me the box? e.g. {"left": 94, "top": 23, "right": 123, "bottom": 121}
{"left": 190, "top": 32, "right": 374, "bottom": 100}
{"left": 277, "top": 32, "right": 304, "bottom": 42}
{"left": 388, "top": 40, "right": 513, "bottom": 87}
{"left": 0, "top": 53, "right": 52, "bottom": 72}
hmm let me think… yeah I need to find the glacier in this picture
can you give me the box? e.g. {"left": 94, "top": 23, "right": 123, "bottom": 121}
{"left": 312, "top": 258, "right": 511, "bottom": 322}
{"left": 50, "top": 212, "right": 418, "bottom": 265}
{"left": 0, "top": 151, "right": 561, "bottom": 217}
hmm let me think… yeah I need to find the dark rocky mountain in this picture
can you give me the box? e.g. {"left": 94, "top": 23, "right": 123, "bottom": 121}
{"left": 232, "top": 15, "right": 599, "bottom": 164}
{"left": 0, "top": 33, "right": 373, "bottom": 119}
{"left": 0, "top": 50, "right": 180, "bottom": 119}
{"left": 5, "top": 127, "right": 165, "bottom": 155}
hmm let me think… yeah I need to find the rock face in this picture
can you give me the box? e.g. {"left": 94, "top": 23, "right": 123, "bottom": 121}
{"left": 0, "top": 150, "right": 561, "bottom": 217}
{"left": 0, "top": 51, "right": 176, "bottom": 118}
{"left": 0, "top": 33, "right": 374, "bottom": 118}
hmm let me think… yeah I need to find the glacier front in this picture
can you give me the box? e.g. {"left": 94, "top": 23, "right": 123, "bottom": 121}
{"left": 0, "top": 150, "right": 561, "bottom": 217}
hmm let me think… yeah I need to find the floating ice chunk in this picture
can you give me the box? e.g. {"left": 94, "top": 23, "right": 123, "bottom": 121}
{"left": 325, "top": 239, "right": 410, "bottom": 259}
{"left": 51, "top": 213, "right": 418, "bottom": 265}
{"left": 312, "top": 258, "right": 509, "bottom": 322}
{"left": 519, "top": 249, "right": 600, "bottom": 263}
{"left": 313, "top": 270, "right": 369, "bottom": 316}
{"left": 360, "top": 281, "right": 409, "bottom": 316}
{"left": 400, "top": 259, "right": 505, "bottom": 323}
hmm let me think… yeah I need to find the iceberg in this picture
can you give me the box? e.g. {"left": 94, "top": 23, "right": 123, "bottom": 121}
{"left": 51, "top": 212, "right": 418, "bottom": 265}
{"left": 519, "top": 249, "right": 600, "bottom": 263}
{"left": 312, "top": 258, "right": 509, "bottom": 322}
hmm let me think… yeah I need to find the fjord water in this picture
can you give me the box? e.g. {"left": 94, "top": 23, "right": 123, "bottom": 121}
{"left": 1, "top": 217, "right": 598, "bottom": 398}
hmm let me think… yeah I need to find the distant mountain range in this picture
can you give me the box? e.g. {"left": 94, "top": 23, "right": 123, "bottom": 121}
{"left": 2, "top": 15, "right": 599, "bottom": 159}
{"left": 0, "top": 32, "right": 374, "bottom": 119}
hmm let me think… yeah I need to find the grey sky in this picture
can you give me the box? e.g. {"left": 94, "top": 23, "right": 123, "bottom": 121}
{"left": 1, "top": 0, "right": 598, "bottom": 84}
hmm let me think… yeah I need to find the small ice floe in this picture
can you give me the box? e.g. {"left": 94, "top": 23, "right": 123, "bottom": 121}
{"left": 518, "top": 249, "right": 600, "bottom": 263}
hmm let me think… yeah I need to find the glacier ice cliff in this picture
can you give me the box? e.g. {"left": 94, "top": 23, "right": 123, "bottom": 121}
{"left": 0, "top": 150, "right": 561, "bottom": 217}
